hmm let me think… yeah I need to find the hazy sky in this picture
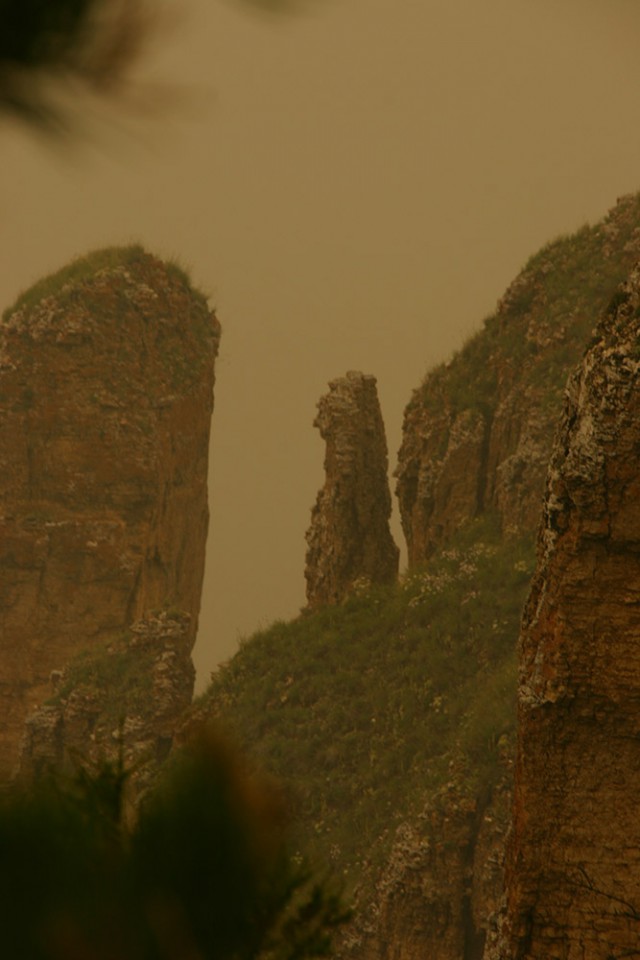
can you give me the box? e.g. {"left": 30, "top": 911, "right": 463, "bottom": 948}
{"left": 4, "top": 0, "right": 640, "bottom": 691}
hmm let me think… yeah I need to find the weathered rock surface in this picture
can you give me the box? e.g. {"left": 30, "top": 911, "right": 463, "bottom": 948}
{"left": 305, "top": 371, "right": 399, "bottom": 607}
{"left": 342, "top": 765, "right": 513, "bottom": 960}
{"left": 19, "top": 611, "right": 194, "bottom": 801}
{"left": 396, "top": 194, "right": 640, "bottom": 567}
{"left": 496, "top": 263, "right": 640, "bottom": 958}
{"left": 0, "top": 248, "right": 219, "bottom": 778}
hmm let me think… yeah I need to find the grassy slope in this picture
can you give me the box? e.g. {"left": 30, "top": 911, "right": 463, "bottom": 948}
{"left": 200, "top": 519, "right": 533, "bottom": 889}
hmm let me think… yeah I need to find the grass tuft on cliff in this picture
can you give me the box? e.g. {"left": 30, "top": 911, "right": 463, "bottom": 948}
{"left": 2, "top": 245, "right": 209, "bottom": 321}
{"left": 199, "top": 516, "right": 533, "bottom": 892}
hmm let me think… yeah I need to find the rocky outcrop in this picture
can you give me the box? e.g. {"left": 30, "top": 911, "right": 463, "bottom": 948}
{"left": 18, "top": 611, "right": 194, "bottom": 801}
{"left": 396, "top": 193, "right": 640, "bottom": 567}
{"left": 305, "top": 371, "right": 399, "bottom": 607}
{"left": 496, "top": 263, "right": 640, "bottom": 958}
{"left": 342, "top": 764, "right": 513, "bottom": 960}
{"left": 0, "top": 247, "right": 219, "bottom": 778}
{"left": 397, "top": 404, "right": 491, "bottom": 563}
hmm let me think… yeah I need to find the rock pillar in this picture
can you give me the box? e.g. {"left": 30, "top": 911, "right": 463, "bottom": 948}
{"left": 305, "top": 371, "right": 398, "bottom": 608}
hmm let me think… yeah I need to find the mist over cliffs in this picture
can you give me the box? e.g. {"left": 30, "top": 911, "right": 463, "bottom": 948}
{"left": 3, "top": 194, "right": 640, "bottom": 957}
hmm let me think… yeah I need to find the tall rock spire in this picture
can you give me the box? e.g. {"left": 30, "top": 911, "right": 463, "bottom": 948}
{"left": 305, "top": 371, "right": 398, "bottom": 608}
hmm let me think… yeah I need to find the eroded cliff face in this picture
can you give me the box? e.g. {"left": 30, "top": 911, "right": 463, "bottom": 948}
{"left": 493, "top": 263, "right": 640, "bottom": 958}
{"left": 305, "top": 371, "right": 399, "bottom": 607}
{"left": 0, "top": 248, "right": 219, "bottom": 778}
{"left": 396, "top": 193, "right": 640, "bottom": 567}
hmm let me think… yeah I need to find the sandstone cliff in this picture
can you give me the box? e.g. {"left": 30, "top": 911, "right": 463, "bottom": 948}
{"left": 0, "top": 247, "right": 219, "bottom": 778}
{"left": 305, "top": 371, "right": 399, "bottom": 607}
{"left": 365, "top": 194, "right": 640, "bottom": 960}
{"left": 495, "top": 263, "right": 640, "bottom": 958}
{"left": 396, "top": 193, "right": 640, "bottom": 566}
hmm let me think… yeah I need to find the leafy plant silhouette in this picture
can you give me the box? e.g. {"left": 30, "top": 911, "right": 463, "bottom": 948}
{"left": 0, "top": 731, "right": 348, "bottom": 959}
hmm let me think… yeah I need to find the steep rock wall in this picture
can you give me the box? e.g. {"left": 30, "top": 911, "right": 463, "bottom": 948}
{"left": 305, "top": 371, "right": 399, "bottom": 607}
{"left": 396, "top": 194, "right": 640, "bottom": 566}
{"left": 496, "top": 263, "right": 640, "bottom": 958}
{"left": 0, "top": 249, "right": 219, "bottom": 778}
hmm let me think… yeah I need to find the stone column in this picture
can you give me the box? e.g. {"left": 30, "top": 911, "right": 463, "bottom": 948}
{"left": 305, "top": 371, "right": 398, "bottom": 608}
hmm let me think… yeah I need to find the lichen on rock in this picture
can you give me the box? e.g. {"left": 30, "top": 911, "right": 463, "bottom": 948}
{"left": 304, "top": 371, "right": 399, "bottom": 608}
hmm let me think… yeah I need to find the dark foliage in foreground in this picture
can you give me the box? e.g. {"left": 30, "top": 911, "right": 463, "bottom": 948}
{"left": 0, "top": 0, "right": 149, "bottom": 124}
{"left": 0, "top": 0, "right": 308, "bottom": 127}
{"left": 0, "top": 733, "right": 347, "bottom": 959}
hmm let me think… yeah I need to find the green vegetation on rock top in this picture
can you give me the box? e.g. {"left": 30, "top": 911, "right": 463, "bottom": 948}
{"left": 2, "top": 245, "right": 209, "bottom": 321}
{"left": 2, "top": 245, "right": 146, "bottom": 321}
